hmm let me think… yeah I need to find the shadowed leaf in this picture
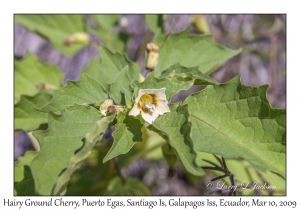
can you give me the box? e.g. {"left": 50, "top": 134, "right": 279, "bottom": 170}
{"left": 14, "top": 151, "right": 38, "bottom": 195}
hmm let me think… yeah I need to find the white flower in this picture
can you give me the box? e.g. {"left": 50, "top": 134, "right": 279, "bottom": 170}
{"left": 128, "top": 88, "right": 170, "bottom": 124}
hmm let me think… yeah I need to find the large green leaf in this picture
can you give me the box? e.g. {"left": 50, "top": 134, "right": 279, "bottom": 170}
{"left": 108, "top": 66, "right": 135, "bottom": 105}
{"left": 81, "top": 46, "right": 140, "bottom": 92}
{"left": 30, "top": 104, "right": 105, "bottom": 195}
{"left": 103, "top": 114, "right": 143, "bottom": 163}
{"left": 14, "top": 52, "right": 63, "bottom": 103}
{"left": 152, "top": 29, "right": 242, "bottom": 77}
{"left": 184, "top": 76, "right": 286, "bottom": 177}
{"left": 14, "top": 90, "right": 52, "bottom": 131}
{"left": 53, "top": 114, "right": 115, "bottom": 195}
{"left": 160, "top": 63, "right": 220, "bottom": 85}
{"left": 14, "top": 151, "right": 37, "bottom": 195}
{"left": 104, "top": 177, "right": 151, "bottom": 195}
{"left": 137, "top": 69, "right": 218, "bottom": 102}
{"left": 88, "top": 15, "right": 129, "bottom": 53}
{"left": 15, "top": 15, "right": 87, "bottom": 56}
{"left": 89, "top": 15, "right": 119, "bottom": 32}
{"left": 148, "top": 104, "right": 205, "bottom": 176}
{"left": 40, "top": 74, "right": 107, "bottom": 113}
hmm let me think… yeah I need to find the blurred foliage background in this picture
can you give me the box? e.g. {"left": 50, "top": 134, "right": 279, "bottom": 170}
{"left": 14, "top": 14, "right": 286, "bottom": 195}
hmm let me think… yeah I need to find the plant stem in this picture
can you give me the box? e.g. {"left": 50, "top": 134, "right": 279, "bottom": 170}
{"left": 134, "top": 29, "right": 154, "bottom": 63}
{"left": 113, "top": 158, "right": 126, "bottom": 185}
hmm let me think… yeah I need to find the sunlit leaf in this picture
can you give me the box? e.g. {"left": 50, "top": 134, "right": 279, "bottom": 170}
{"left": 103, "top": 114, "right": 143, "bottom": 163}
{"left": 15, "top": 15, "right": 87, "bottom": 56}
{"left": 40, "top": 74, "right": 107, "bottom": 113}
{"left": 14, "top": 90, "right": 52, "bottom": 131}
{"left": 53, "top": 114, "right": 115, "bottom": 195}
{"left": 30, "top": 105, "right": 105, "bottom": 195}
{"left": 109, "top": 66, "right": 135, "bottom": 105}
{"left": 148, "top": 104, "right": 205, "bottom": 176}
{"left": 138, "top": 69, "right": 218, "bottom": 102}
{"left": 81, "top": 46, "right": 140, "bottom": 92}
{"left": 160, "top": 63, "right": 219, "bottom": 85}
{"left": 184, "top": 76, "right": 286, "bottom": 177}
{"left": 14, "top": 52, "right": 63, "bottom": 103}
{"left": 88, "top": 15, "right": 129, "bottom": 52}
{"left": 152, "top": 29, "right": 242, "bottom": 77}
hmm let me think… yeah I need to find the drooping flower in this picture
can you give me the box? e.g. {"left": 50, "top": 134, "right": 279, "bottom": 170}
{"left": 128, "top": 88, "right": 170, "bottom": 124}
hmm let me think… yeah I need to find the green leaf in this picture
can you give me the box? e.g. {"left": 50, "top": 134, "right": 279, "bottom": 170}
{"left": 53, "top": 114, "right": 115, "bottom": 195}
{"left": 30, "top": 104, "right": 105, "bottom": 195}
{"left": 109, "top": 66, "right": 135, "bottom": 105}
{"left": 162, "top": 143, "right": 177, "bottom": 168}
{"left": 152, "top": 29, "right": 242, "bottom": 77}
{"left": 103, "top": 114, "right": 143, "bottom": 163}
{"left": 137, "top": 69, "right": 218, "bottom": 102}
{"left": 145, "top": 15, "right": 164, "bottom": 35}
{"left": 81, "top": 46, "right": 140, "bottom": 92}
{"left": 15, "top": 15, "right": 87, "bottom": 56}
{"left": 14, "top": 52, "right": 63, "bottom": 103}
{"left": 160, "top": 63, "right": 220, "bottom": 85}
{"left": 104, "top": 177, "right": 151, "bottom": 195}
{"left": 40, "top": 74, "right": 108, "bottom": 113}
{"left": 88, "top": 15, "right": 129, "bottom": 52}
{"left": 148, "top": 104, "right": 205, "bottom": 176}
{"left": 184, "top": 76, "right": 286, "bottom": 177}
{"left": 65, "top": 146, "right": 117, "bottom": 195}
{"left": 14, "top": 151, "right": 38, "bottom": 195}
{"left": 14, "top": 90, "right": 53, "bottom": 131}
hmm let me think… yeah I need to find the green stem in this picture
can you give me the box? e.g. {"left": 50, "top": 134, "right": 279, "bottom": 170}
{"left": 113, "top": 158, "right": 126, "bottom": 185}
{"left": 133, "top": 29, "right": 154, "bottom": 62}
{"left": 121, "top": 141, "right": 165, "bottom": 168}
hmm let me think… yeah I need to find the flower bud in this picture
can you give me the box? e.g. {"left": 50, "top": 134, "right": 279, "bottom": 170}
{"left": 64, "top": 32, "right": 89, "bottom": 46}
{"left": 36, "top": 83, "right": 57, "bottom": 90}
{"left": 146, "top": 43, "right": 159, "bottom": 71}
{"left": 100, "top": 98, "right": 114, "bottom": 116}
{"left": 191, "top": 15, "right": 210, "bottom": 34}
{"left": 114, "top": 105, "right": 126, "bottom": 115}
{"left": 138, "top": 74, "right": 145, "bottom": 83}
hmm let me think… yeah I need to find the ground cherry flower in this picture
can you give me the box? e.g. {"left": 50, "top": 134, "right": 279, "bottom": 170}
{"left": 128, "top": 88, "right": 170, "bottom": 124}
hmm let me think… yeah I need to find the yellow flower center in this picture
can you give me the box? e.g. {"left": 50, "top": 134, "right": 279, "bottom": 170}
{"left": 138, "top": 93, "right": 157, "bottom": 114}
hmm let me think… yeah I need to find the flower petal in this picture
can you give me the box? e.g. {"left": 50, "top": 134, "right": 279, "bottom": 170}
{"left": 128, "top": 105, "right": 140, "bottom": 116}
{"left": 141, "top": 112, "right": 159, "bottom": 124}
{"left": 155, "top": 101, "right": 170, "bottom": 115}
{"left": 154, "top": 89, "right": 168, "bottom": 101}
{"left": 129, "top": 88, "right": 170, "bottom": 124}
